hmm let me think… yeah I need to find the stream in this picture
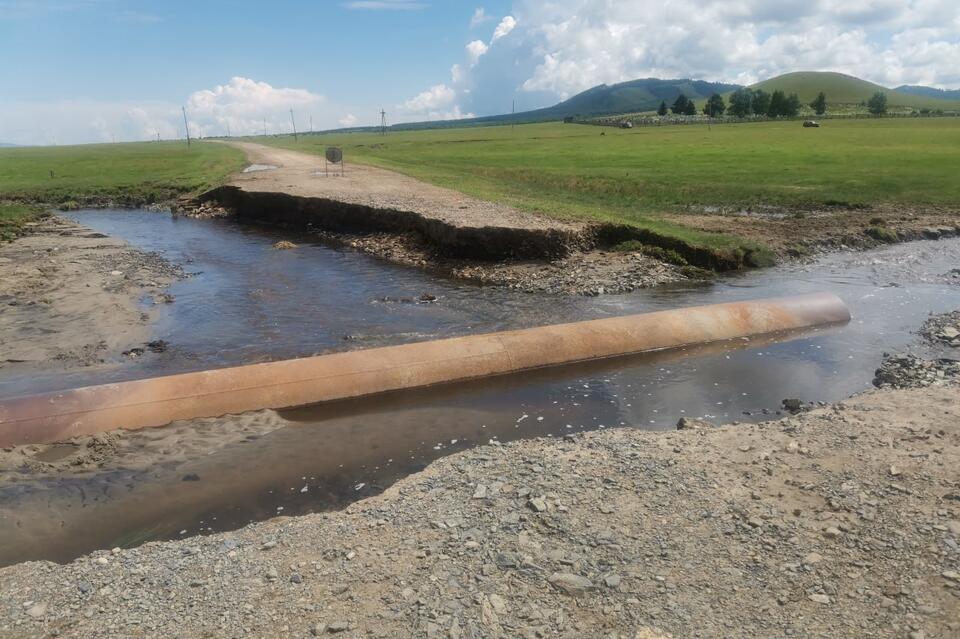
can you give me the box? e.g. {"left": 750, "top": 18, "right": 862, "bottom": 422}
{"left": 1, "top": 208, "right": 958, "bottom": 565}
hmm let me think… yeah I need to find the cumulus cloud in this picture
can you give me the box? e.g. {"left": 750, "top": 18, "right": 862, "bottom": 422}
{"left": 397, "top": 84, "right": 474, "bottom": 120}
{"left": 491, "top": 15, "right": 516, "bottom": 41}
{"left": 506, "top": 0, "right": 960, "bottom": 100}
{"left": 466, "top": 39, "right": 489, "bottom": 65}
{"left": 185, "top": 76, "right": 324, "bottom": 137}
{"left": 339, "top": 113, "right": 359, "bottom": 127}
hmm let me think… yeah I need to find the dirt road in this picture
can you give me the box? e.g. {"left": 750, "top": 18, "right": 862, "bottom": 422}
{"left": 226, "top": 142, "right": 583, "bottom": 233}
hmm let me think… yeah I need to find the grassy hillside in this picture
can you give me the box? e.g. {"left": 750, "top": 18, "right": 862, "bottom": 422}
{"left": 259, "top": 118, "right": 960, "bottom": 262}
{"left": 0, "top": 141, "right": 245, "bottom": 206}
{"left": 750, "top": 72, "right": 960, "bottom": 110}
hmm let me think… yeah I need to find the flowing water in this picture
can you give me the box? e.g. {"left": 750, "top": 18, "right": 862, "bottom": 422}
{"left": 1, "top": 209, "right": 958, "bottom": 565}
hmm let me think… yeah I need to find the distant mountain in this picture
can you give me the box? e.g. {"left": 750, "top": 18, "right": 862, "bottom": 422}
{"left": 0, "top": 143, "right": 20, "bottom": 148}
{"left": 392, "top": 78, "right": 743, "bottom": 130}
{"left": 748, "top": 71, "right": 960, "bottom": 109}
{"left": 895, "top": 85, "right": 960, "bottom": 101}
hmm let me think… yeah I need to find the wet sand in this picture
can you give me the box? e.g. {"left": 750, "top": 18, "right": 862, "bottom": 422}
{"left": 0, "top": 216, "right": 182, "bottom": 381}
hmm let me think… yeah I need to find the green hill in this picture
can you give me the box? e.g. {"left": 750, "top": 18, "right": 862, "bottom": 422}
{"left": 391, "top": 78, "right": 741, "bottom": 131}
{"left": 749, "top": 71, "right": 960, "bottom": 110}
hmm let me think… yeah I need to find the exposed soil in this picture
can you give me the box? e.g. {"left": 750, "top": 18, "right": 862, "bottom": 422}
{"left": 221, "top": 142, "right": 585, "bottom": 235}
{"left": 679, "top": 204, "right": 960, "bottom": 259}
{"left": 311, "top": 229, "right": 690, "bottom": 295}
{"left": 0, "top": 216, "right": 183, "bottom": 379}
{"left": 1, "top": 379, "right": 957, "bottom": 638}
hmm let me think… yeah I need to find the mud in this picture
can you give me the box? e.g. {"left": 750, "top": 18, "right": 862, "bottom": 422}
{"left": 0, "top": 215, "right": 183, "bottom": 378}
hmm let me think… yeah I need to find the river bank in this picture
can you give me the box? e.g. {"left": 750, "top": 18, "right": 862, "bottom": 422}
{"left": 1, "top": 372, "right": 957, "bottom": 638}
{"left": 0, "top": 216, "right": 183, "bottom": 379}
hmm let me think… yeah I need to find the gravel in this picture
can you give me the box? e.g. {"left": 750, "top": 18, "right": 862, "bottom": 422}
{"left": 1, "top": 384, "right": 957, "bottom": 638}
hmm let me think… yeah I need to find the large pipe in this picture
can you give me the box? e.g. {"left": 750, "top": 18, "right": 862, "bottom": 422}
{"left": 0, "top": 293, "right": 849, "bottom": 446}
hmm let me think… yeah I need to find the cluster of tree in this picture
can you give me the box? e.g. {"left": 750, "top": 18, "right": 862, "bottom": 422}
{"left": 653, "top": 87, "right": 889, "bottom": 120}
{"left": 867, "top": 91, "right": 888, "bottom": 115}
{"left": 726, "top": 88, "right": 803, "bottom": 118}
{"left": 655, "top": 93, "right": 728, "bottom": 117}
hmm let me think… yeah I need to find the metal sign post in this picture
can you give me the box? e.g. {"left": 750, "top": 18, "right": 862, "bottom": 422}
{"left": 324, "top": 146, "right": 344, "bottom": 177}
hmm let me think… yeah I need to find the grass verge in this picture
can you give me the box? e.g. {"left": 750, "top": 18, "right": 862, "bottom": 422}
{"left": 0, "top": 141, "right": 246, "bottom": 208}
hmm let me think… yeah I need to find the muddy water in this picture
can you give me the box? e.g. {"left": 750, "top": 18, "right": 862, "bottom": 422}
{"left": 2, "top": 209, "right": 959, "bottom": 566}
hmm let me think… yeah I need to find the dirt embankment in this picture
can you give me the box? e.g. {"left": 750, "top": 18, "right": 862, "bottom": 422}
{"left": 0, "top": 216, "right": 182, "bottom": 381}
{"left": 2, "top": 377, "right": 958, "bottom": 638}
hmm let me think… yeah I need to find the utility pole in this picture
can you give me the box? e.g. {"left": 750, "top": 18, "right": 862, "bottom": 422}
{"left": 157, "top": 131, "right": 161, "bottom": 143}
{"left": 263, "top": 117, "right": 267, "bottom": 137}
{"left": 226, "top": 122, "right": 231, "bottom": 138}
{"left": 290, "top": 109, "right": 298, "bottom": 142}
{"left": 309, "top": 115, "right": 313, "bottom": 134}
{"left": 511, "top": 98, "right": 516, "bottom": 132}
{"left": 380, "top": 108, "right": 387, "bottom": 136}
{"left": 182, "top": 106, "right": 191, "bottom": 147}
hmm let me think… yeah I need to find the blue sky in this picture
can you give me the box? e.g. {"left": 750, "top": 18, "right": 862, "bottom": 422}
{"left": 2, "top": 0, "right": 958, "bottom": 145}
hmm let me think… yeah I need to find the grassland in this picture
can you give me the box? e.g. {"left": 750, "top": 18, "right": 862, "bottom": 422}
{"left": 0, "top": 141, "right": 245, "bottom": 208}
{"left": 261, "top": 116, "right": 959, "bottom": 221}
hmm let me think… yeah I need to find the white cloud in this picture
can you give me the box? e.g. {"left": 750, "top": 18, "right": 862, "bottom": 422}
{"left": 470, "top": 7, "right": 492, "bottom": 28}
{"left": 185, "top": 76, "right": 324, "bottom": 137}
{"left": 491, "top": 15, "right": 516, "bottom": 41}
{"left": 466, "top": 39, "right": 489, "bottom": 65}
{"left": 0, "top": 77, "right": 341, "bottom": 145}
{"left": 341, "top": 0, "right": 427, "bottom": 9}
{"left": 396, "top": 84, "right": 474, "bottom": 121}
{"left": 339, "top": 113, "right": 359, "bottom": 127}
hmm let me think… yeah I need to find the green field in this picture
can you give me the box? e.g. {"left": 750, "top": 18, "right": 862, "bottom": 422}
{"left": 0, "top": 141, "right": 245, "bottom": 207}
{"left": 259, "top": 117, "right": 960, "bottom": 261}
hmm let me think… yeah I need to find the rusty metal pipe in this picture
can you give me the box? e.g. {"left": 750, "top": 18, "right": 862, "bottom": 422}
{"left": 0, "top": 293, "right": 849, "bottom": 446}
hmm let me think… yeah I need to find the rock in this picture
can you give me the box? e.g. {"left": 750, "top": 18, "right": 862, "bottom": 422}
{"left": 823, "top": 527, "right": 842, "bottom": 539}
{"left": 26, "top": 602, "right": 47, "bottom": 618}
{"left": 261, "top": 540, "right": 277, "bottom": 550}
{"left": 803, "top": 552, "right": 824, "bottom": 564}
{"left": 272, "top": 240, "right": 297, "bottom": 250}
{"left": 473, "top": 484, "right": 488, "bottom": 499}
{"left": 326, "top": 621, "right": 350, "bottom": 633}
{"left": 889, "top": 465, "right": 902, "bottom": 477}
{"left": 808, "top": 593, "right": 831, "bottom": 604}
{"left": 676, "top": 417, "right": 714, "bottom": 430}
{"left": 782, "top": 398, "right": 803, "bottom": 412}
{"left": 548, "top": 572, "right": 594, "bottom": 596}
{"left": 290, "top": 573, "right": 303, "bottom": 584}
{"left": 528, "top": 496, "right": 548, "bottom": 512}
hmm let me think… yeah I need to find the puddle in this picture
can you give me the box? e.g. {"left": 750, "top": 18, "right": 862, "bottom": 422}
{"left": 242, "top": 164, "right": 278, "bottom": 173}
{"left": 1, "top": 208, "right": 959, "bottom": 565}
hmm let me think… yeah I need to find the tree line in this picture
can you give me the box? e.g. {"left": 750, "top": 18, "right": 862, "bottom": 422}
{"left": 654, "top": 88, "right": 891, "bottom": 119}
